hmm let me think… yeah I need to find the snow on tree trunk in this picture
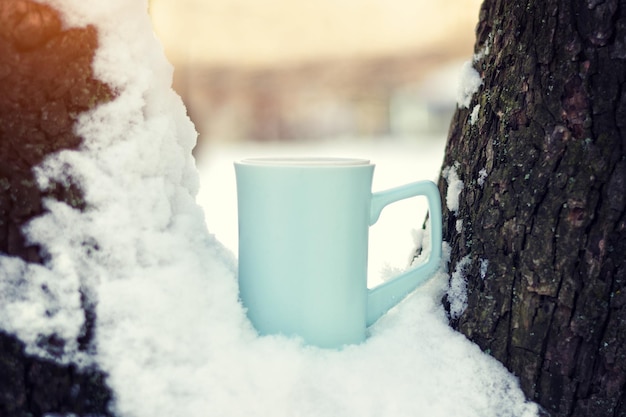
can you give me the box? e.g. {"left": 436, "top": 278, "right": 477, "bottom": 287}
{"left": 438, "top": 0, "right": 626, "bottom": 416}
{"left": 0, "top": 1, "right": 113, "bottom": 415}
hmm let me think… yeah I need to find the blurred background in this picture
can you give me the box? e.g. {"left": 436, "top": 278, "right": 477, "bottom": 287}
{"left": 149, "top": 0, "right": 481, "bottom": 155}
{"left": 148, "top": 0, "right": 482, "bottom": 282}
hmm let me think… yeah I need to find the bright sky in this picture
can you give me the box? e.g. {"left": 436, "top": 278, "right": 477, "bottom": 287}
{"left": 150, "top": 0, "right": 482, "bottom": 67}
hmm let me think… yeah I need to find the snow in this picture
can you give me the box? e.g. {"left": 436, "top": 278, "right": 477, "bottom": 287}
{"left": 457, "top": 61, "right": 483, "bottom": 109}
{"left": 456, "top": 218, "right": 465, "bottom": 233}
{"left": 474, "top": 33, "right": 493, "bottom": 63}
{"left": 0, "top": 257, "right": 83, "bottom": 359}
{"left": 447, "top": 255, "right": 471, "bottom": 320}
{"left": 470, "top": 103, "right": 481, "bottom": 125}
{"left": 0, "top": 1, "right": 540, "bottom": 416}
{"left": 442, "top": 162, "right": 464, "bottom": 214}
{"left": 478, "top": 167, "right": 489, "bottom": 187}
{"left": 481, "top": 258, "right": 490, "bottom": 280}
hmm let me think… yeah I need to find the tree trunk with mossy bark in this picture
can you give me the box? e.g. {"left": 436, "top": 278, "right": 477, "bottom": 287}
{"left": 0, "top": 1, "right": 114, "bottom": 415}
{"left": 437, "top": 0, "right": 626, "bottom": 416}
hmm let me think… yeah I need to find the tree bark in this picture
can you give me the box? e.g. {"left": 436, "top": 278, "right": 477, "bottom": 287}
{"left": 438, "top": 0, "right": 626, "bottom": 416}
{"left": 0, "top": 1, "right": 114, "bottom": 415}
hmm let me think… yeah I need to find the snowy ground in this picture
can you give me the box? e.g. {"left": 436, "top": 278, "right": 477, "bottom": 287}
{"left": 0, "top": 1, "right": 541, "bottom": 416}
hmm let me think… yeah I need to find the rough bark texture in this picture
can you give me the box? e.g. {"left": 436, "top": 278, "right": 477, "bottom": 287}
{"left": 0, "top": 1, "right": 114, "bottom": 415}
{"left": 439, "top": 0, "right": 626, "bottom": 416}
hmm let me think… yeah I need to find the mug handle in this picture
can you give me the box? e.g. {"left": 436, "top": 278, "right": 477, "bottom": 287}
{"left": 366, "top": 180, "right": 443, "bottom": 327}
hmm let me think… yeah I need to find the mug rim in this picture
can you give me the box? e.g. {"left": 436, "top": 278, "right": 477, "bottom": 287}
{"left": 237, "top": 157, "right": 371, "bottom": 167}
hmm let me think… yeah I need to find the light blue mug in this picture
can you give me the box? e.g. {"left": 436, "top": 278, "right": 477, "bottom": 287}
{"left": 235, "top": 157, "right": 442, "bottom": 348}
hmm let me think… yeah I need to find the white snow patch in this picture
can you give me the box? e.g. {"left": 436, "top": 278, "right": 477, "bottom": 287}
{"left": 0, "top": 257, "right": 85, "bottom": 362}
{"left": 442, "top": 163, "right": 464, "bottom": 214}
{"left": 473, "top": 37, "right": 492, "bottom": 62}
{"left": 448, "top": 256, "right": 471, "bottom": 320}
{"left": 480, "top": 258, "right": 489, "bottom": 280}
{"left": 470, "top": 104, "right": 481, "bottom": 125}
{"left": 478, "top": 167, "right": 489, "bottom": 187}
{"left": 457, "top": 61, "right": 483, "bottom": 109}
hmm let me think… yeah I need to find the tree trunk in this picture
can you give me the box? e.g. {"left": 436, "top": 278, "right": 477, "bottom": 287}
{"left": 0, "top": 1, "right": 114, "bottom": 415}
{"left": 438, "top": 0, "right": 626, "bottom": 416}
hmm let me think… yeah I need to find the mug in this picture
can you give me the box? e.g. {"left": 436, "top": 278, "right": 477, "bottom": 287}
{"left": 235, "top": 157, "right": 442, "bottom": 348}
